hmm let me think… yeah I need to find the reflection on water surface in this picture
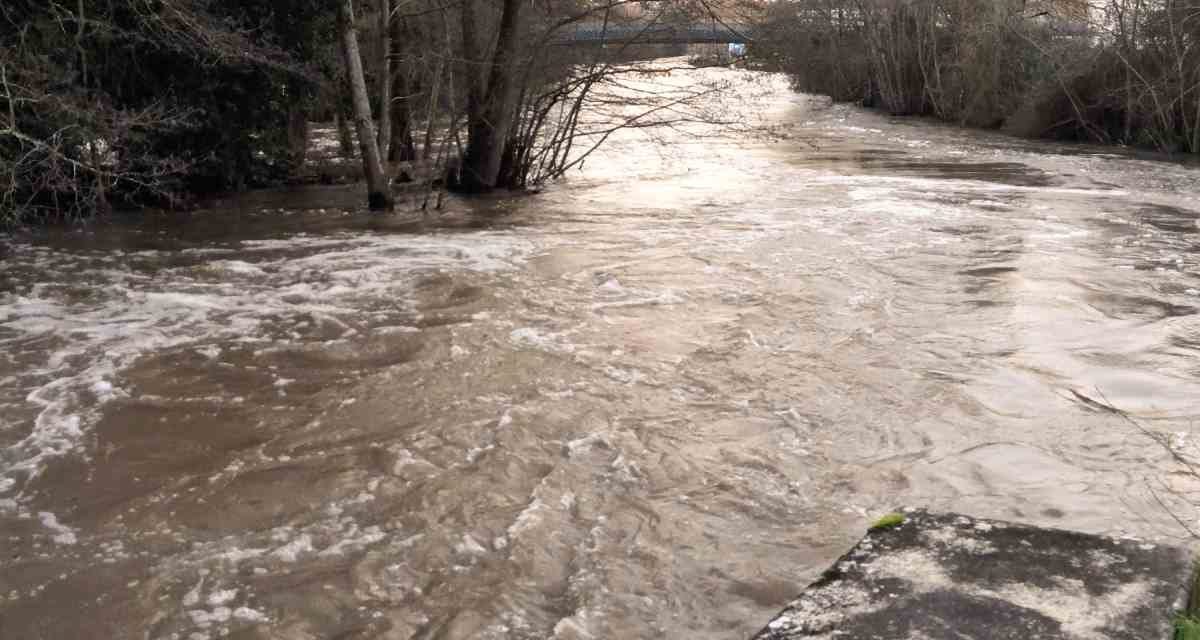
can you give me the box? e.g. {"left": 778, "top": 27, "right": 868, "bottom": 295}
{"left": 1, "top": 64, "right": 1199, "bottom": 639}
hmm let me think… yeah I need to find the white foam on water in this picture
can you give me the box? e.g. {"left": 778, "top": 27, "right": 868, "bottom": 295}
{"left": 209, "top": 260, "right": 264, "bottom": 276}
{"left": 0, "top": 231, "right": 534, "bottom": 486}
{"left": 566, "top": 432, "right": 611, "bottom": 458}
{"left": 597, "top": 277, "right": 624, "bottom": 294}
{"left": 182, "top": 577, "right": 205, "bottom": 606}
{"left": 269, "top": 533, "right": 314, "bottom": 562}
{"left": 317, "top": 524, "right": 385, "bottom": 557}
{"left": 206, "top": 589, "right": 238, "bottom": 606}
{"left": 188, "top": 607, "right": 232, "bottom": 628}
{"left": 232, "top": 606, "right": 269, "bottom": 623}
{"left": 454, "top": 534, "right": 489, "bottom": 556}
{"left": 590, "top": 290, "right": 685, "bottom": 310}
{"left": 510, "top": 327, "right": 576, "bottom": 354}
{"left": 507, "top": 496, "right": 549, "bottom": 540}
{"left": 37, "top": 511, "right": 77, "bottom": 545}
{"left": 211, "top": 546, "right": 267, "bottom": 565}
{"left": 553, "top": 609, "right": 599, "bottom": 640}
{"left": 195, "top": 345, "right": 221, "bottom": 360}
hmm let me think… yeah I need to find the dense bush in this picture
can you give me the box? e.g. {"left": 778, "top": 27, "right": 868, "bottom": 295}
{"left": 1, "top": 0, "right": 766, "bottom": 222}
{"left": 752, "top": 0, "right": 1200, "bottom": 154}
{"left": 0, "top": 0, "right": 325, "bottom": 224}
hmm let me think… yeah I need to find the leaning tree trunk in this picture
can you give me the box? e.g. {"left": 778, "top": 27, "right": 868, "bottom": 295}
{"left": 458, "top": 0, "right": 523, "bottom": 192}
{"left": 337, "top": 0, "right": 392, "bottom": 210}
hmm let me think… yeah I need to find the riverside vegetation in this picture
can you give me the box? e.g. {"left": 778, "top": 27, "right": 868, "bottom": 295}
{"left": 751, "top": 0, "right": 1200, "bottom": 155}
{"left": 0, "top": 0, "right": 753, "bottom": 224}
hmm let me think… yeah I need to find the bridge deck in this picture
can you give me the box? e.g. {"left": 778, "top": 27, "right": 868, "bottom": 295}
{"left": 548, "top": 22, "right": 752, "bottom": 46}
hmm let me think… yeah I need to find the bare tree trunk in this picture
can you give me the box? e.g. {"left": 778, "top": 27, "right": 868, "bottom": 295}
{"left": 338, "top": 0, "right": 392, "bottom": 210}
{"left": 390, "top": 71, "right": 417, "bottom": 162}
{"left": 286, "top": 105, "right": 310, "bottom": 174}
{"left": 423, "top": 4, "right": 455, "bottom": 164}
{"left": 377, "top": 0, "right": 393, "bottom": 162}
{"left": 388, "top": 15, "right": 416, "bottom": 162}
{"left": 459, "top": 0, "right": 483, "bottom": 154}
{"left": 1123, "top": 0, "right": 1137, "bottom": 143}
{"left": 285, "top": 80, "right": 310, "bottom": 174}
{"left": 420, "top": 56, "right": 444, "bottom": 162}
{"left": 459, "top": 0, "right": 523, "bottom": 192}
{"left": 335, "top": 107, "right": 355, "bottom": 159}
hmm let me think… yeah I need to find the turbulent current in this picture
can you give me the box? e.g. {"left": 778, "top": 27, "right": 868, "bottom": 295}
{"left": 2, "top": 64, "right": 1200, "bottom": 639}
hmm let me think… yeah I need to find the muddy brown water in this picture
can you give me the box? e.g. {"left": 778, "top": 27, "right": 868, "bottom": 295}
{"left": 2, "top": 66, "right": 1200, "bottom": 640}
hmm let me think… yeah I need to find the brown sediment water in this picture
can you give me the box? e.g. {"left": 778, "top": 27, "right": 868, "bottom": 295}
{"left": 2, "top": 62, "right": 1199, "bottom": 639}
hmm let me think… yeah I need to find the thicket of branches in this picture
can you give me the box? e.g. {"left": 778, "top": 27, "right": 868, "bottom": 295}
{"left": 342, "top": 0, "right": 756, "bottom": 208}
{"left": 0, "top": 0, "right": 328, "bottom": 223}
{"left": 753, "top": 0, "right": 1200, "bottom": 153}
{"left": 1, "top": 0, "right": 754, "bottom": 223}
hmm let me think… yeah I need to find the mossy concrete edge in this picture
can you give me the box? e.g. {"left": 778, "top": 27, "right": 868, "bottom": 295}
{"left": 753, "top": 509, "right": 1195, "bottom": 640}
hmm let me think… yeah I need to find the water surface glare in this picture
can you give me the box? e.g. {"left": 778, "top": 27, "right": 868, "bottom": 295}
{"left": 2, "top": 65, "right": 1200, "bottom": 639}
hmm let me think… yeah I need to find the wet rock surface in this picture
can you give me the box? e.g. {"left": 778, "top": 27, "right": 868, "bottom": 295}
{"left": 753, "top": 510, "right": 1194, "bottom": 640}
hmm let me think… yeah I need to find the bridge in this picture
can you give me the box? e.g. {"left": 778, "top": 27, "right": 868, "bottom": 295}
{"left": 548, "top": 21, "right": 754, "bottom": 46}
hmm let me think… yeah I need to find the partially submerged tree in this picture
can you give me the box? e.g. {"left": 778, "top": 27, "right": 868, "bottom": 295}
{"left": 337, "top": 0, "right": 392, "bottom": 210}
{"left": 441, "top": 0, "right": 760, "bottom": 193}
{"left": 458, "top": 0, "right": 526, "bottom": 191}
{"left": 1, "top": 0, "right": 760, "bottom": 222}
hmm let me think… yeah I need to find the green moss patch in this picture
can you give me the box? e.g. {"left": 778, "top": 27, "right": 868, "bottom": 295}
{"left": 1175, "top": 614, "right": 1200, "bottom": 640}
{"left": 869, "top": 513, "right": 906, "bottom": 531}
{"left": 1179, "top": 565, "right": 1200, "bottom": 640}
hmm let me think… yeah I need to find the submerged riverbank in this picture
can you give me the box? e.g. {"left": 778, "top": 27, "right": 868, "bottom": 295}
{"left": 2, "top": 65, "right": 1199, "bottom": 639}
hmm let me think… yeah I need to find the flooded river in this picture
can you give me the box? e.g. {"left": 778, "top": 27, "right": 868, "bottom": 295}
{"left": 2, "top": 65, "right": 1199, "bottom": 639}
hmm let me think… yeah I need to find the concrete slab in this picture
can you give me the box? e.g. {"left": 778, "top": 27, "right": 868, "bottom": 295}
{"left": 752, "top": 510, "right": 1195, "bottom": 640}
